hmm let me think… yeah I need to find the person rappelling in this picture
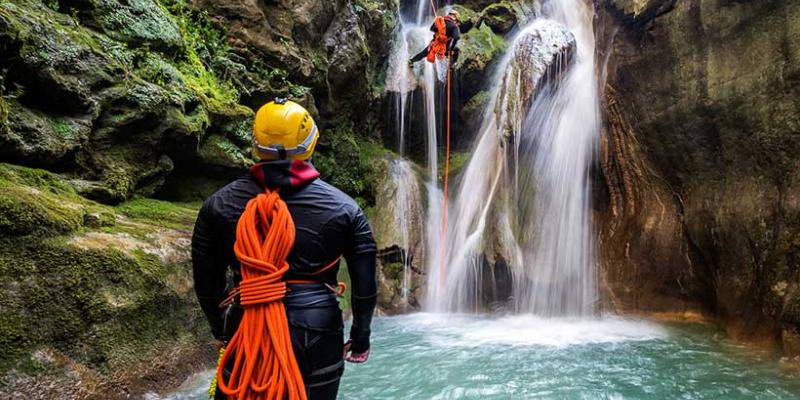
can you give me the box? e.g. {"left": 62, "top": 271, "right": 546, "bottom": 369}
{"left": 192, "top": 98, "right": 377, "bottom": 400}
{"left": 409, "top": 9, "right": 462, "bottom": 67}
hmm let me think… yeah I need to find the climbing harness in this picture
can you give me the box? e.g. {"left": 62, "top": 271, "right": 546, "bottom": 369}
{"left": 214, "top": 189, "right": 306, "bottom": 400}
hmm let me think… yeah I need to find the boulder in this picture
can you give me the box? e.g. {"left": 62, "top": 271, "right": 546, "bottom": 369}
{"left": 496, "top": 19, "right": 575, "bottom": 136}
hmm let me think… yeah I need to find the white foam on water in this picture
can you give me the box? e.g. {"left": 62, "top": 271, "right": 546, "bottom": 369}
{"left": 392, "top": 313, "right": 667, "bottom": 348}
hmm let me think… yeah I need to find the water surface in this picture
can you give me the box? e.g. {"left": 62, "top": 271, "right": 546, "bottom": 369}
{"left": 159, "top": 314, "right": 800, "bottom": 399}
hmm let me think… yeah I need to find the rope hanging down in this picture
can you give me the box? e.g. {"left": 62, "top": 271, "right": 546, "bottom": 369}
{"left": 216, "top": 190, "right": 307, "bottom": 400}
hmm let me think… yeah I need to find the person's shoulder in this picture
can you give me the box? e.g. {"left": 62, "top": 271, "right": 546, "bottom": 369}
{"left": 306, "top": 179, "right": 363, "bottom": 214}
{"left": 202, "top": 175, "right": 260, "bottom": 213}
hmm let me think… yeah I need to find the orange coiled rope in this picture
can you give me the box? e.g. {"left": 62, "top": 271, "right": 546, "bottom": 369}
{"left": 216, "top": 190, "right": 306, "bottom": 400}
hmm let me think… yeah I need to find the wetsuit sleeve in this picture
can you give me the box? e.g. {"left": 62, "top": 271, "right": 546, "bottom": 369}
{"left": 345, "top": 207, "right": 377, "bottom": 353}
{"left": 191, "top": 201, "right": 227, "bottom": 340}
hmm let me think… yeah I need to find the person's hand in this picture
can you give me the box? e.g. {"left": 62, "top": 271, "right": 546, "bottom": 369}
{"left": 343, "top": 340, "right": 370, "bottom": 363}
{"left": 214, "top": 339, "right": 225, "bottom": 352}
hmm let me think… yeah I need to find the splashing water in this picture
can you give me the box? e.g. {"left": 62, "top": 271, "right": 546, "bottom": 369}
{"left": 161, "top": 316, "right": 800, "bottom": 400}
{"left": 427, "top": 0, "right": 599, "bottom": 315}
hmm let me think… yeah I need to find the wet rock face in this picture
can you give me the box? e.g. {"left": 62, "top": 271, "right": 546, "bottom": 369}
{"left": 370, "top": 158, "right": 426, "bottom": 313}
{"left": 0, "top": 0, "right": 397, "bottom": 204}
{"left": 495, "top": 19, "right": 575, "bottom": 137}
{"left": 507, "top": 19, "right": 574, "bottom": 106}
{"left": 599, "top": 0, "right": 800, "bottom": 354}
{"left": 0, "top": 0, "right": 256, "bottom": 203}
{"left": 193, "top": 0, "right": 396, "bottom": 118}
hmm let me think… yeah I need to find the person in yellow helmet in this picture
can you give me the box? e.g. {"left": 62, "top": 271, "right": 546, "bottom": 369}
{"left": 192, "top": 98, "right": 377, "bottom": 399}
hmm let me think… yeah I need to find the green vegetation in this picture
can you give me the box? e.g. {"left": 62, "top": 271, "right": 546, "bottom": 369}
{"left": 158, "top": 0, "right": 246, "bottom": 116}
{"left": 457, "top": 24, "right": 507, "bottom": 70}
{"left": 0, "top": 163, "right": 113, "bottom": 236}
{"left": 86, "top": 0, "right": 183, "bottom": 50}
{"left": 313, "top": 119, "right": 392, "bottom": 207}
{"left": 115, "top": 197, "right": 200, "bottom": 230}
{"left": 197, "top": 134, "right": 254, "bottom": 169}
{"left": 443, "top": 151, "right": 472, "bottom": 179}
{"left": 0, "top": 163, "right": 203, "bottom": 376}
{"left": 0, "top": 236, "right": 202, "bottom": 373}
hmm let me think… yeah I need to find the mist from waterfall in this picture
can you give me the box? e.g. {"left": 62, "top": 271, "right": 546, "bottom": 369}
{"left": 427, "top": 0, "right": 599, "bottom": 316}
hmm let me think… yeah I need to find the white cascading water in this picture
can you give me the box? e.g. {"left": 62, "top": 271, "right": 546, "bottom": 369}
{"left": 390, "top": 159, "right": 420, "bottom": 301}
{"left": 427, "top": 0, "right": 600, "bottom": 315}
{"left": 385, "top": 1, "right": 445, "bottom": 302}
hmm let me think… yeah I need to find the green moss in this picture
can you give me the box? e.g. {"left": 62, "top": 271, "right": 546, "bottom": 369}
{"left": 197, "top": 134, "right": 253, "bottom": 169}
{"left": 457, "top": 23, "right": 507, "bottom": 70}
{"left": 0, "top": 95, "right": 7, "bottom": 125}
{"left": 440, "top": 151, "right": 471, "bottom": 180}
{"left": 115, "top": 197, "right": 199, "bottom": 230}
{"left": 0, "top": 163, "right": 113, "bottom": 236}
{"left": 83, "top": 0, "right": 183, "bottom": 50}
{"left": 0, "top": 236, "right": 201, "bottom": 373}
{"left": 158, "top": 0, "right": 246, "bottom": 116}
{"left": 313, "top": 120, "right": 392, "bottom": 207}
{"left": 462, "top": 90, "right": 491, "bottom": 119}
{"left": 48, "top": 118, "right": 73, "bottom": 138}
{"left": 450, "top": 4, "right": 479, "bottom": 23}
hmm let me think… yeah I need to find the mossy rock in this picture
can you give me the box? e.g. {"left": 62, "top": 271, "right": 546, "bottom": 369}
{"left": 457, "top": 24, "right": 507, "bottom": 71}
{"left": 196, "top": 134, "right": 253, "bottom": 170}
{"left": 1, "top": 101, "right": 92, "bottom": 166}
{"left": 0, "top": 235, "right": 201, "bottom": 373}
{"left": 313, "top": 120, "right": 392, "bottom": 207}
{"left": 67, "top": 0, "right": 183, "bottom": 51}
{"left": 479, "top": 1, "right": 536, "bottom": 34}
{"left": 0, "top": 163, "right": 113, "bottom": 236}
{"left": 0, "top": 0, "right": 121, "bottom": 114}
{"left": 115, "top": 196, "right": 199, "bottom": 230}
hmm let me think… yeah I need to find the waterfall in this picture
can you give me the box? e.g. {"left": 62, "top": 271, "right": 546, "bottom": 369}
{"left": 385, "top": 1, "right": 444, "bottom": 303}
{"left": 427, "top": 0, "right": 599, "bottom": 316}
{"left": 390, "top": 159, "right": 420, "bottom": 301}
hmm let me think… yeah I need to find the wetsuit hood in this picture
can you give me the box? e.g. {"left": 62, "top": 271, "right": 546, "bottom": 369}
{"left": 250, "top": 160, "right": 320, "bottom": 190}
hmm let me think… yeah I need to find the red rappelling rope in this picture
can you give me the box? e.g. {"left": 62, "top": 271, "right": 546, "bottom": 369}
{"left": 438, "top": 52, "right": 452, "bottom": 289}
{"left": 429, "top": 0, "right": 437, "bottom": 16}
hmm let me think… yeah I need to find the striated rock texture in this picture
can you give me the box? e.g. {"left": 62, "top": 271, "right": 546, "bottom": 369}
{"left": 598, "top": 0, "right": 800, "bottom": 355}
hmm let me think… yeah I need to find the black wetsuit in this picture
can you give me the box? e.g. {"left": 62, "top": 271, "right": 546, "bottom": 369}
{"left": 192, "top": 160, "right": 377, "bottom": 399}
{"left": 410, "top": 17, "right": 461, "bottom": 64}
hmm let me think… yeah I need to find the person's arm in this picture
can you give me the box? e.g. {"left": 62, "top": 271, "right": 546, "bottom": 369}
{"left": 191, "top": 201, "right": 228, "bottom": 340}
{"left": 344, "top": 207, "right": 378, "bottom": 361}
{"left": 449, "top": 23, "right": 461, "bottom": 50}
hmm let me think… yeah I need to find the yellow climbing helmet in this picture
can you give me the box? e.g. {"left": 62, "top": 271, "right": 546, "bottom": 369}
{"left": 252, "top": 98, "right": 319, "bottom": 160}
